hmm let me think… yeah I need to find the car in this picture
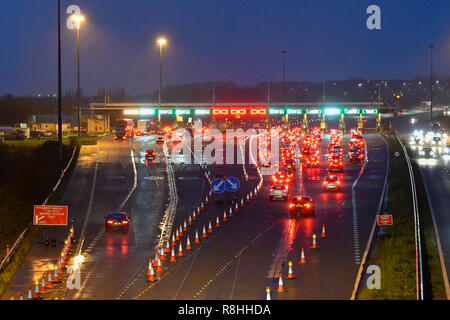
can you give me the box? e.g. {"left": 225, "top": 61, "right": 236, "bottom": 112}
{"left": 145, "top": 149, "right": 156, "bottom": 160}
{"left": 323, "top": 174, "right": 341, "bottom": 191}
{"left": 155, "top": 135, "right": 165, "bottom": 143}
{"left": 105, "top": 212, "right": 130, "bottom": 231}
{"left": 269, "top": 184, "right": 288, "bottom": 201}
{"left": 328, "top": 156, "right": 344, "bottom": 172}
{"left": 421, "top": 147, "right": 434, "bottom": 159}
{"left": 288, "top": 196, "right": 315, "bottom": 218}
{"left": 348, "top": 148, "right": 364, "bottom": 163}
{"left": 306, "top": 155, "right": 320, "bottom": 168}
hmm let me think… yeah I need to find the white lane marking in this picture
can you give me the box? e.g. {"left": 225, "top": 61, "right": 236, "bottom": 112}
{"left": 351, "top": 138, "right": 369, "bottom": 264}
{"left": 117, "top": 146, "right": 138, "bottom": 211}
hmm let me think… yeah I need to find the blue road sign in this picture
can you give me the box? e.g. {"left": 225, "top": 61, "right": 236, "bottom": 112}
{"left": 225, "top": 176, "right": 240, "bottom": 192}
{"left": 211, "top": 178, "right": 226, "bottom": 194}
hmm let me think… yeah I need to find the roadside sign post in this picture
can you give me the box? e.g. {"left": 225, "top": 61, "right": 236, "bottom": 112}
{"left": 33, "top": 205, "right": 68, "bottom": 226}
{"left": 377, "top": 213, "right": 393, "bottom": 226}
{"left": 211, "top": 179, "right": 226, "bottom": 194}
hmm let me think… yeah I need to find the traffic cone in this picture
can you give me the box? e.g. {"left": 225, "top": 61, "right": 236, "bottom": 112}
{"left": 170, "top": 247, "right": 176, "bottom": 262}
{"left": 250, "top": 191, "right": 253, "bottom": 200}
{"left": 200, "top": 202, "right": 204, "bottom": 212}
{"left": 197, "top": 206, "right": 201, "bottom": 215}
{"left": 205, "top": 196, "right": 209, "bottom": 205}
{"left": 156, "top": 257, "right": 163, "bottom": 272}
{"left": 53, "top": 268, "right": 60, "bottom": 283}
{"left": 47, "top": 271, "right": 53, "bottom": 288}
{"left": 321, "top": 224, "right": 327, "bottom": 238}
{"left": 186, "top": 236, "right": 192, "bottom": 250}
{"left": 33, "top": 281, "right": 40, "bottom": 300}
{"left": 208, "top": 220, "right": 213, "bottom": 233}
{"left": 165, "top": 240, "right": 171, "bottom": 254}
{"left": 241, "top": 198, "right": 244, "bottom": 207}
{"left": 183, "top": 220, "right": 187, "bottom": 232}
{"left": 27, "top": 287, "right": 33, "bottom": 300}
{"left": 300, "top": 248, "right": 307, "bottom": 264}
{"left": 223, "top": 211, "right": 227, "bottom": 222}
{"left": 178, "top": 242, "right": 183, "bottom": 257}
{"left": 175, "top": 229, "right": 180, "bottom": 241}
{"left": 193, "top": 211, "right": 197, "bottom": 221}
{"left": 209, "top": 190, "right": 212, "bottom": 197}
{"left": 172, "top": 233, "right": 176, "bottom": 246}
{"left": 19, "top": 293, "right": 24, "bottom": 300}
{"left": 41, "top": 277, "right": 47, "bottom": 293}
{"left": 179, "top": 225, "right": 183, "bottom": 237}
{"left": 195, "top": 230, "right": 200, "bottom": 243}
{"left": 235, "top": 202, "right": 239, "bottom": 213}
{"left": 188, "top": 215, "right": 192, "bottom": 226}
{"left": 288, "top": 261, "right": 294, "bottom": 279}
{"left": 215, "top": 216, "right": 220, "bottom": 228}
{"left": 229, "top": 207, "right": 233, "bottom": 217}
{"left": 160, "top": 247, "right": 165, "bottom": 261}
{"left": 202, "top": 225, "right": 207, "bottom": 238}
{"left": 266, "top": 287, "right": 271, "bottom": 300}
{"left": 277, "top": 273, "right": 285, "bottom": 292}
{"left": 311, "top": 233, "right": 318, "bottom": 249}
{"left": 148, "top": 262, "right": 156, "bottom": 281}
{"left": 246, "top": 194, "right": 250, "bottom": 202}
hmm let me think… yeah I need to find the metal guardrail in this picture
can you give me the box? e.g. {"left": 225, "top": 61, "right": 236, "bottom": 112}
{"left": 0, "top": 144, "right": 80, "bottom": 273}
{"left": 395, "top": 131, "right": 424, "bottom": 300}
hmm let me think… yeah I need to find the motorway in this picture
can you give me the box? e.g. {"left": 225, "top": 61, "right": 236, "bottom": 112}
{"left": 390, "top": 111, "right": 450, "bottom": 290}
{"left": 3, "top": 116, "right": 390, "bottom": 300}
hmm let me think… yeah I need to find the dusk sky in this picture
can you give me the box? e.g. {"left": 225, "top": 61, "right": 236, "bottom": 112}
{"left": 0, "top": 0, "right": 449, "bottom": 96}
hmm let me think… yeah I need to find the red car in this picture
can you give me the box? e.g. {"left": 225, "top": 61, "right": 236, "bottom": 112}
{"left": 288, "top": 196, "right": 315, "bottom": 218}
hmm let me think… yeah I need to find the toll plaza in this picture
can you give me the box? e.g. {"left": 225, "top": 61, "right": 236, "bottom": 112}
{"left": 85, "top": 102, "right": 384, "bottom": 133}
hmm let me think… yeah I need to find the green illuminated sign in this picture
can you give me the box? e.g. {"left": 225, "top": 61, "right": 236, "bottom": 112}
{"left": 158, "top": 109, "right": 173, "bottom": 115}
{"left": 139, "top": 108, "right": 156, "bottom": 115}
{"left": 269, "top": 108, "right": 285, "bottom": 115}
{"left": 344, "top": 108, "right": 360, "bottom": 115}
{"left": 286, "top": 108, "right": 303, "bottom": 115}
{"left": 362, "top": 109, "right": 379, "bottom": 114}
{"left": 176, "top": 109, "right": 191, "bottom": 115}
{"left": 306, "top": 109, "right": 322, "bottom": 115}
{"left": 195, "top": 109, "right": 211, "bottom": 115}
{"left": 324, "top": 107, "right": 342, "bottom": 115}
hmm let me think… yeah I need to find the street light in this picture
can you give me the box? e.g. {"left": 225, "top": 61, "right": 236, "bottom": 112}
{"left": 157, "top": 38, "right": 167, "bottom": 108}
{"left": 429, "top": 44, "right": 434, "bottom": 120}
{"left": 71, "top": 14, "right": 85, "bottom": 137}
{"left": 282, "top": 50, "right": 286, "bottom": 98}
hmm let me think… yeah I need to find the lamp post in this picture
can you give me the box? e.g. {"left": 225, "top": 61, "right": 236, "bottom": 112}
{"left": 429, "top": 44, "right": 434, "bottom": 120}
{"left": 71, "top": 14, "right": 85, "bottom": 136}
{"left": 57, "top": 0, "right": 62, "bottom": 163}
{"left": 157, "top": 38, "right": 167, "bottom": 107}
{"left": 282, "top": 50, "right": 286, "bottom": 98}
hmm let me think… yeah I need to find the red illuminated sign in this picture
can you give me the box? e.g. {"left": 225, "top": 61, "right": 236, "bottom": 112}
{"left": 212, "top": 107, "right": 267, "bottom": 117}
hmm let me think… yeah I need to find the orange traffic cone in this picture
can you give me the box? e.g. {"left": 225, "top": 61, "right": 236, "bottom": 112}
{"left": 178, "top": 242, "right": 184, "bottom": 257}
{"left": 200, "top": 202, "right": 204, "bottom": 212}
{"left": 171, "top": 233, "right": 176, "bottom": 246}
{"left": 241, "top": 198, "right": 244, "bottom": 207}
{"left": 229, "top": 206, "right": 233, "bottom": 217}
{"left": 33, "top": 281, "right": 40, "bottom": 300}
{"left": 47, "top": 271, "right": 53, "bottom": 288}
{"left": 223, "top": 211, "right": 227, "bottom": 222}
{"left": 311, "top": 233, "right": 318, "bottom": 249}
{"left": 19, "top": 293, "right": 24, "bottom": 300}
{"left": 148, "top": 262, "right": 156, "bottom": 281}
{"left": 202, "top": 225, "right": 207, "bottom": 238}
{"left": 288, "top": 261, "right": 294, "bottom": 279}
{"left": 321, "top": 225, "right": 327, "bottom": 238}
{"left": 165, "top": 240, "right": 171, "bottom": 253}
{"left": 188, "top": 215, "right": 192, "bottom": 226}
{"left": 195, "top": 229, "right": 201, "bottom": 243}
{"left": 170, "top": 247, "right": 176, "bottom": 263}
{"left": 179, "top": 225, "right": 183, "bottom": 237}
{"left": 186, "top": 236, "right": 192, "bottom": 250}
{"left": 235, "top": 202, "right": 239, "bottom": 212}
{"left": 277, "top": 273, "right": 285, "bottom": 292}
{"left": 27, "top": 287, "right": 33, "bottom": 300}
{"left": 183, "top": 220, "right": 187, "bottom": 232}
{"left": 41, "top": 277, "right": 47, "bottom": 294}
{"left": 160, "top": 247, "right": 165, "bottom": 261}
{"left": 215, "top": 216, "right": 220, "bottom": 228}
{"left": 205, "top": 196, "right": 209, "bottom": 205}
{"left": 246, "top": 194, "right": 250, "bottom": 202}
{"left": 175, "top": 229, "right": 180, "bottom": 241}
{"left": 250, "top": 191, "right": 253, "bottom": 200}
{"left": 300, "top": 248, "right": 307, "bottom": 264}
{"left": 193, "top": 211, "right": 197, "bottom": 221}
{"left": 197, "top": 206, "right": 201, "bottom": 215}
{"left": 156, "top": 257, "right": 163, "bottom": 272}
{"left": 208, "top": 221, "right": 213, "bottom": 233}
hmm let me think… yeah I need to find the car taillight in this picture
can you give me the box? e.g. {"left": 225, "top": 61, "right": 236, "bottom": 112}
{"left": 323, "top": 181, "right": 328, "bottom": 185}
{"left": 289, "top": 203, "right": 295, "bottom": 208}
{"left": 336, "top": 181, "right": 341, "bottom": 185}
{"left": 339, "top": 162, "right": 343, "bottom": 166}
{"left": 122, "top": 220, "right": 129, "bottom": 225}
{"left": 107, "top": 220, "right": 113, "bottom": 224}
{"left": 304, "top": 203, "right": 311, "bottom": 208}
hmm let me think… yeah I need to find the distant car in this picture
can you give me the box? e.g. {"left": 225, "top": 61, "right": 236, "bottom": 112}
{"left": 155, "top": 135, "right": 164, "bottom": 143}
{"left": 145, "top": 149, "right": 156, "bottom": 160}
{"left": 269, "top": 184, "right": 288, "bottom": 201}
{"left": 323, "top": 175, "right": 341, "bottom": 192}
{"left": 348, "top": 148, "right": 363, "bottom": 163}
{"left": 105, "top": 212, "right": 130, "bottom": 231}
{"left": 288, "top": 196, "right": 315, "bottom": 218}
{"left": 421, "top": 147, "right": 434, "bottom": 159}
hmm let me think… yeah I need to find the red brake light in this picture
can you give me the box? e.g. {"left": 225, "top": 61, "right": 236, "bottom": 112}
{"left": 107, "top": 220, "right": 113, "bottom": 224}
{"left": 336, "top": 181, "right": 341, "bottom": 185}
{"left": 122, "top": 220, "right": 129, "bottom": 225}
{"left": 289, "top": 203, "right": 295, "bottom": 208}
{"left": 304, "top": 203, "right": 311, "bottom": 208}
{"left": 323, "top": 181, "right": 328, "bottom": 185}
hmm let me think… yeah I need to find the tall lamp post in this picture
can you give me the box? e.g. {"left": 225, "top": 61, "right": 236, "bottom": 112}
{"left": 57, "top": 0, "right": 62, "bottom": 163}
{"left": 429, "top": 44, "right": 434, "bottom": 120}
{"left": 72, "top": 14, "right": 85, "bottom": 136}
{"left": 282, "top": 50, "right": 287, "bottom": 98}
{"left": 157, "top": 38, "right": 167, "bottom": 107}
